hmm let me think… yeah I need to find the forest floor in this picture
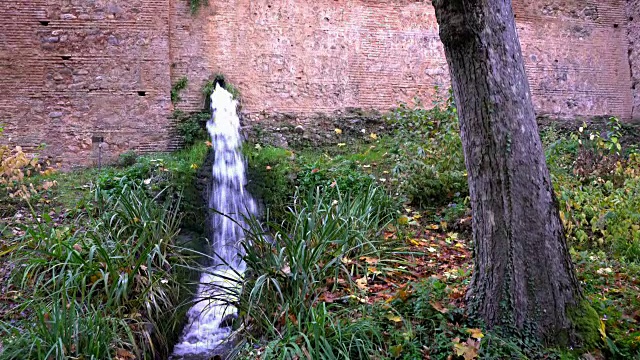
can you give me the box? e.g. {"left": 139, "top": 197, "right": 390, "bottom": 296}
{"left": 1, "top": 103, "right": 640, "bottom": 359}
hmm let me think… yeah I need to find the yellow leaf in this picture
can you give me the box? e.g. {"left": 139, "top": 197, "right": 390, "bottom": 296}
{"left": 355, "top": 276, "right": 368, "bottom": 291}
{"left": 398, "top": 215, "right": 409, "bottom": 225}
{"left": 341, "top": 257, "right": 353, "bottom": 265}
{"left": 337, "top": 143, "right": 346, "bottom": 147}
{"left": 466, "top": 328, "right": 484, "bottom": 339}
{"left": 370, "top": 133, "right": 378, "bottom": 140}
{"left": 334, "top": 128, "right": 343, "bottom": 134}
{"left": 385, "top": 313, "right": 403, "bottom": 323}
{"left": 599, "top": 319, "right": 607, "bottom": 340}
{"left": 389, "top": 344, "right": 402, "bottom": 358}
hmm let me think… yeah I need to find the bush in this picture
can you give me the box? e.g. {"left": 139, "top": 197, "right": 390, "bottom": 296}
{"left": 385, "top": 92, "right": 467, "bottom": 208}
{"left": 545, "top": 119, "right": 640, "bottom": 261}
{"left": 173, "top": 110, "right": 210, "bottom": 147}
{"left": 118, "top": 150, "right": 138, "bottom": 167}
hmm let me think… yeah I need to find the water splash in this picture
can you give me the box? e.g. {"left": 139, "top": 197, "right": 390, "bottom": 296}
{"left": 171, "top": 84, "right": 257, "bottom": 359}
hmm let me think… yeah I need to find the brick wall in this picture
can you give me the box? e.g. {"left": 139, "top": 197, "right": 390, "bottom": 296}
{"left": 0, "top": 0, "right": 173, "bottom": 168}
{"left": 0, "top": 0, "right": 636, "bottom": 167}
{"left": 173, "top": 0, "right": 634, "bottom": 123}
{"left": 628, "top": 0, "right": 640, "bottom": 120}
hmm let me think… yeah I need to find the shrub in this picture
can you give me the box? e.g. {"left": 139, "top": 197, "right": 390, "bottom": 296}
{"left": 118, "top": 150, "right": 138, "bottom": 167}
{"left": 173, "top": 110, "right": 210, "bottom": 147}
{"left": 385, "top": 91, "right": 467, "bottom": 207}
{"left": 545, "top": 119, "right": 640, "bottom": 261}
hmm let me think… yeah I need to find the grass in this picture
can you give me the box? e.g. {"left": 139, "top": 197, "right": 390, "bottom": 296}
{"left": 0, "top": 144, "right": 209, "bottom": 360}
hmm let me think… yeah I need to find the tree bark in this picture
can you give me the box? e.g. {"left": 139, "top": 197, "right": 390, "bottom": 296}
{"left": 432, "top": 0, "right": 582, "bottom": 342}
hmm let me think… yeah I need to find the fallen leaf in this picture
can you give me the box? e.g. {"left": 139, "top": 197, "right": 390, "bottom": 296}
{"left": 334, "top": 128, "right": 343, "bottom": 134}
{"left": 389, "top": 344, "right": 403, "bottom": 358}
{"left": 385, "top": 313, "right": 403, "bottom": 323}
{"left": 466, "top": 328, "right": 484, "bottom": 339}
{"left": 356, "top": 276, "right": 368, "bottom": 291}
{"left": 430, "top": 302, "right": 448, "bottom": 314}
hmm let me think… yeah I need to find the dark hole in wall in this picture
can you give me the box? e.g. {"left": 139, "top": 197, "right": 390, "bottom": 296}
{"left": 631, "top": 17, "right": 635, "bottom": 22}
{"left": 137, "top": 91, "right": 146, "bottom": 96}
{"left": 61, "top": 55, "right": 72, "bottom": 60}
{"left": 39, "top": 20, "right": 50, "bottom": 26}
{"left": 91, "top": 136, "right": 104, "bottom": 143}
{"left": 614, "top": 23, "right": 619, "bottom": 28}
{"left": 213, "top": 74, "right": 226, "bottom": 89}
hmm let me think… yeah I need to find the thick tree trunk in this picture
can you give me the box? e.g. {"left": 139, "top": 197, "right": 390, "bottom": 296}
{"left": 432, "top": 0, "right": 582, "bottom": 341}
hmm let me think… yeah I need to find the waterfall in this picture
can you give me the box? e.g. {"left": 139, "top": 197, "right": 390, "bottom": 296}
{"left": 171, "top": 84, "right": 257, "bottom": 359}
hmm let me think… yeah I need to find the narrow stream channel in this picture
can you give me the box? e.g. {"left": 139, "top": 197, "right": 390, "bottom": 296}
{"left": 171, "top": 84, "right": 257, "bottom": 359}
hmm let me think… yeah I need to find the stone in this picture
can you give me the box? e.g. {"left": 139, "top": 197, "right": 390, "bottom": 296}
{"left": 48, "top": 112, "right": 63, "bottom": 118}
{"left": 294, "top": 125, "right": 304, "bottom": 133}
{"left": 59, "top": 13, "right": 76, "bottom": 20}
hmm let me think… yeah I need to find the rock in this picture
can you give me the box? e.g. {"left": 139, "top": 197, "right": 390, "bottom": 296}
{"left": 49, "top": 111, "right": 63, "bottom": 118}
{"left": 294, "top": 125, "right": 304, "bottom": 133}
{"left": 60, "top": 13, "right": 77, "bottom": 20}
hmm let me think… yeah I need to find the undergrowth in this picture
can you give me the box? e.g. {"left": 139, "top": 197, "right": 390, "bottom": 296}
{"left": 0, "top": 143, "right": 209, "bottom": 359}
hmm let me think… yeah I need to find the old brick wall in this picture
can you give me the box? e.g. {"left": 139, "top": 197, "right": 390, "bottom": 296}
{"left": 173, "top": 0, "right": 634, "bottom": 124}
{"left": 0, "top": 0, "right": 636, "bottom": 167}
{"left": 516, "top": 1, "right": 632, "bottom": 120}
{"left": 0, "top": 0, "right": 173, "bottom": 168}
{"left": 628, "top": 0, "right": 640, "bottom": 120}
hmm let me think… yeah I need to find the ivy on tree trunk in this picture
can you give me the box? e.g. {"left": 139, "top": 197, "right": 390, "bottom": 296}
{"left": 431, "top": 0, "right": 584, "bottom": 343}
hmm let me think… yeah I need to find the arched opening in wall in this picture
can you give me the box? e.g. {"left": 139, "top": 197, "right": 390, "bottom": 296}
{"left": 137, "top": 91, "right": 147, "bottom": 97}
{"left": 203, "top": 74, "right": 227, "bottom": 111}
{"left": 39, "top": 20, "right": 49, "bottom": 26}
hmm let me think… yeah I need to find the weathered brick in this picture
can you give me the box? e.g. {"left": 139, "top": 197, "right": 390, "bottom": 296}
{"left": 0, "top": 0, "right": 637, "bottom": 168}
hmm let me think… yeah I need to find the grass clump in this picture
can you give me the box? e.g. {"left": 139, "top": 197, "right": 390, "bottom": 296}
{"left": 0, "top": 143, "right": 209, "bottom": 359}
{"left": 1, "top": 184, "right": 192, "bottom": 359}
{"left": 220, "top": 185, "right": 405, "bottom": 358}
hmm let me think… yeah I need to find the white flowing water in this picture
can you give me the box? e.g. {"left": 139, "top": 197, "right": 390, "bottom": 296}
{"left": 171, "top": 84, "right": 257, "bottom": 359}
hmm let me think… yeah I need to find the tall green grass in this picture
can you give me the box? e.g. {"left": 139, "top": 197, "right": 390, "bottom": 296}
{"left": 1, "top": 184, "right": 195, "bottom": 359}
{"left": 207, "top": 184, "right": 406, "bottom": 359}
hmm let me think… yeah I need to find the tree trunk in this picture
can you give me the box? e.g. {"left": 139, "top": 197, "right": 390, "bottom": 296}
{"left": 432, "top": 0, "right": 583, "bottom": 342}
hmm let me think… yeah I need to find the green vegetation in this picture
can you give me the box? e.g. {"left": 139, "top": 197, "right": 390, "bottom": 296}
{"left": 203, "top": 74, "right": 241, "bottom": 104}
{"left": 237, "top": 97, "right": 640, "bottom": 359}
{"left": 173, "top": 109, "right": 210, "bottom": 147}
{"left": 188, "top": 0, "right": 208, "bottom": 14}
{"left": 0, "top": 144, "right": 208, "bottom": 359}
{"left": 171, "top": 76, "right": 189, "bottom": 104}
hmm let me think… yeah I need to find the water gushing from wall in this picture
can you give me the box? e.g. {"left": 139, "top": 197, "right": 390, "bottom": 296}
{"left": 171, "top": 84, "right": 257, "bottom": 359}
